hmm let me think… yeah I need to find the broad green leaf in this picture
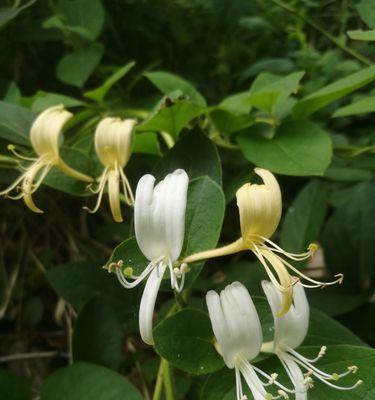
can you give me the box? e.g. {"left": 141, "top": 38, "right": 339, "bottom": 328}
{"left": 0, "top": 101, "right": 35, "bottom": 145}
{"left": 133, "top": 132, "right": 160, "bottom": 155}
{"left": 84, "top": 61, "right": 136, "bottom": 103}
{"left": 219, "top": 92, "right": 253, "bottom": 114}
{"left": 47, "top": 261, "right": 141, "bottom": 330}
{"left": 41, "top": 362, "right": 143, "bottom": 400}
{"left": 357, "top": 0, "right": 375, "bottom": 29}
{"left": 203, "top": 346, "right": 374, "bottom": 400}
{"left": 333, "top": 96, "right": 375, "bottom": 117}
{"left": 281, "top": 180, "right": 328, "bottom": 253}
{"left": 237, "top": 120, "right": 332, "bottom": 176}
{"left": 322, "top": 181, "right": 375, "bottom": 291}
{"left": 324, "top": 166, "right": 373, "bottom": 181}
{"left": 293, "top": 66, "right": 375, "bottom": 118}
{"left": 31, "top": 91, "right": 86, "bottom": 112}
{"left": 0, "top": 370, "right": 31, "bottom": 400}
{"left": 138, "top": 99, "right": 204, "bottom": 139}
{"left": 153, "top": 308, "right": 224, "bottom": 374}
{"left": 58, "top": 0, "right": 104, "bottom": 40}
{"left": 182, "top": 176, "right": 225, "bottom": 287}
{"left": 153, "top": 128, "right": 222, "bottom": 185}
{"left": 145, "top": 71, "right": 206, "bottom": 107}
{"left": 0, "top": 0, "right": 36, "bottom": 29}
{"left": 347, "top": 29, "right": 375, "bottom": 41}
{"left": 57, "top": 44, "right": 103, "bottom": 88}
{"left": 73, "top": 297, "right": 122, "bottom": 369}
{"left": 210, "top": 109, "right": 254, "bottom": 135}
{"left": 43, "top": 147, "right": 98, "bottom": 196}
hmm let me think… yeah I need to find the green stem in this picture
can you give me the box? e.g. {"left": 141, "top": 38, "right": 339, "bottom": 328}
{"left": 271, "top": 0, "right": 372, "bottom": 66}
{"left": 162, "top": 359, "right": 175, "bottom": 400}
{"left": 152, "top": 361, "right": 164, "bottom": 400}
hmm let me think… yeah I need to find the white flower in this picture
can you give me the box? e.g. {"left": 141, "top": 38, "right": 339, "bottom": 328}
{"left": 85, "top": 117, "right": 136, "bottom": 222}
{"left": 206, "top": 282, "right": 294, "bottom": 400}
{"left": 0, "top": 105, "right": 93, "bottom": 212}
{"left": 183, "top": 168, "right": 343, "bottom": 316}
{"left": 115, "top": 169, "right": 189, "bottom": 345}
{"left": 261, "top": 280, "right": 362, "bottom": 399}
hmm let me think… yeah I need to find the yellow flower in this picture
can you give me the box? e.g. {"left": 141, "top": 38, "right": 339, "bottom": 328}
{"left": 0, "top": 105, "right": 93, "bottom": 213}
{"left": 183, "top": 168, "right": 343, "bottom": 316}
{"left": 84, "top": 117, "right": 136, "bottom": 222}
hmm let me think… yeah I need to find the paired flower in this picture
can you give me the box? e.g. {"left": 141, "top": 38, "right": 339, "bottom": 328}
{"left": 0, "top": 105, "right": 93, "bottom": 213}
{"left": 206, "top": 282, "right": 294, "bottom": 400}
{"left": 261, "top": 280, "right": 362, "bottom": 399}
{"left": 184, "top": 168, "right": 343, "bottom": 315}
{"left": 114, "top": 169, "right": 189, "bottom": 344}
{"left": 85, "top": 117, "right": 136, "bottom": 222}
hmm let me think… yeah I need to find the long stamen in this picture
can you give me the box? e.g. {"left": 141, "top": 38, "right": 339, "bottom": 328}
{"left": 310, "top": 372, "right": 362, "bottom": 391}
{"left": 251, "top": 365, "right": 296, "bottom": 394}
{"left": 273, "top": 253, "right": 344, "bottom": 288}
{"left": 24, "top": 162, "right": 52, "bottom": 195}
{"left": 287, "top": 346, "right": 326, "bottom": 364}
{"left": 7, "top": 144, "right": 37, "bottom": 161}
{"left": 119, "top": 167, "right": 134, "bottom": 206}
{"left": 235, "top": 366, "right": 246, "bottom": 400}
{"left": 83, "top": 170, "right": 109, "bottom": 214}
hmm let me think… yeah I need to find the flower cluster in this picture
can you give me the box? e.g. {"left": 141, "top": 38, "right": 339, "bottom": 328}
{"left": 0, "top": 106, "right": 136, "bottom": 221}
{"left": 1, "top": 105, "right": 362, "bottom": 399}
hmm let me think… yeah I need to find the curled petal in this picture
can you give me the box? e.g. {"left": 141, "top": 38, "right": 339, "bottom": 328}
{"left": 107, "top": 167, "right": 122, "bottom": 222}
{"left": 236, "top": 168, "right": 281, "bottom": 243}
{"left": 139, "top": 263, "right": 167, "bottom": 345}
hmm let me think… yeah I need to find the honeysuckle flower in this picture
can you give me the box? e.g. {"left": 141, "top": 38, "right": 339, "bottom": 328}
{"left": 114, "top": 169, "right": 189, "bottom": 344}
{"left": 0, "top": 105, "right": 93, "bottom": 213}
{"left": 206, "top": 282, "right": 295, "bottom": 400}
{"left": 183, "top": 168, "right": 343, "bottom": 315}
{"left": 261, "top": 280, "right": 362, "bottom": 399}
{"left": 84, "top": 117, "right": 136, "bottom": 222}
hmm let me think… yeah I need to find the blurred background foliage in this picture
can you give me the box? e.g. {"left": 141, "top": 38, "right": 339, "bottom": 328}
{"left": 0, "top": 0, "right": 374, "bottom": 399}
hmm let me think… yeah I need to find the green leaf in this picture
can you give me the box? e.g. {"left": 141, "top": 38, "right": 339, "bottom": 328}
{"left": 333, "top": 96, "right": 375, "bottom": 117}
{"left": 153, "top": 308, "right": 224, "bottom": 374}
{"left": 138, "top": 99, "right": 204, "bottom": 139}
{"left": 0, "top": 370, "right": 31, "bottom": 400}
{"left": 0, "top": 101, "right": 35, "bottom": 145}
{"left": 237, "top": 120, "right": 332, "bottom": 176}
{"left": 357, "top": 0, "right": 375, "bottom": 29}
{"left": 43, "top": 147, "right": 97, "bottom": 196}
{"left": 73, "top": 297, "right": 122, "bottom": 369}
{"left": 133, "top": 132, "right": 160, "bottom": 155}
{"left": 145, "top": 71, "right": 206, "bottom": 107}
{"left": 57, "top": 43, "right": 103, "bottom": 88}
{"left": 218, "top": 92, "right": 253, "bottom": 114}
{"left": 293, "top": 66, "right": 375, "bottom": 118}
{"left": 281, "top": 180, "right": 328, "bottom": 253}
{"left": 58, "top": 0, "right": 105, "bottom": 40}
{"left": 182, "top": 176, "right": 225, "bottom": 286}
{"left": 322, "top": 181, "right": 375, "bottom": 291}
{"left": 210, "top": 109, "right": 254, "bottom": 135}
{"left": 347, "top": 29, "right": 375, "bottom": 41}
{"left": 41, "top": 362, "right": 143, "bottom": 400}
{"left": 84, "top": 61, "right": 136, "bottom": 103}
{"left": 31, "top": 91, "right": 86, "bottom": 112}
{"left": 153, "top": 128, "right": 222, "bottom": 185}
{"left": 0, "top": 0, "right": 36, "bottom": 29}
{"left": 47, "top": 261, "right": 141, "bottom": 330}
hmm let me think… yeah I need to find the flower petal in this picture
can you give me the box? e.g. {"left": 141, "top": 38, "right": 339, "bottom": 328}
{"left": 262, "top": 280, "right": 309, "bottom": 350}
{"left": 139, "top": 263, "right": 167, "bottom": 345}
{"left": 236, "top": 168, "right": 281, "bottom": 242}
{"left": 279, "top": 353, "right": 307, "bottom": 400}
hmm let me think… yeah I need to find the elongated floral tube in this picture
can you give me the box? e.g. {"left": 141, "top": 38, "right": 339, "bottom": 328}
{"left": 207, "top": 282, "right": 293, "bottom": 400}
{"left": 0, "top": 105, "right": 93, "bottom": 213}
{"left": 182, "top": 168, "right": 342, "bottom": 316}
{"left": 85, "top": 117, "right": 136, "bottom": 222}
{"left": 262, "top": 281, "right": 362, "bottom": 398}
{"left": 114, "top": 169, "right": 189, "bottom": 345}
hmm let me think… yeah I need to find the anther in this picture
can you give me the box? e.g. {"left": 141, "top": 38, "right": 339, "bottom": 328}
{"left": 348, "top": 365, "right": 358, "bottom": 374}
{"left": 123, "top": 266, "right": 133, "bottom": 277}
{"left": 278, "top": 390, "right": 289, "bottom": 399}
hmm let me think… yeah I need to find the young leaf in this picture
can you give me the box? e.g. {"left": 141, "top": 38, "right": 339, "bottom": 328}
{"left": 293, "top": 66, "right": 375, "bottom": 118}
{"left": 333, "top": 96, "right": 375, "bottom": 117}
{"left": 237, "top": 120, "right": 332, "bottom": 176}
{"left": 347, "top": 29, "right": 375, "bottom": 41}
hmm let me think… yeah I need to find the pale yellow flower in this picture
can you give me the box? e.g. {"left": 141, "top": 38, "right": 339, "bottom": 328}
{"left": 0, "top": 105, "right": 93, "bottom": 213}
{"left": 84, "top": 117, "right": 136, "bottom": 222}
{"left": 183, "top": 168, "right": 343, "bottom": 316}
